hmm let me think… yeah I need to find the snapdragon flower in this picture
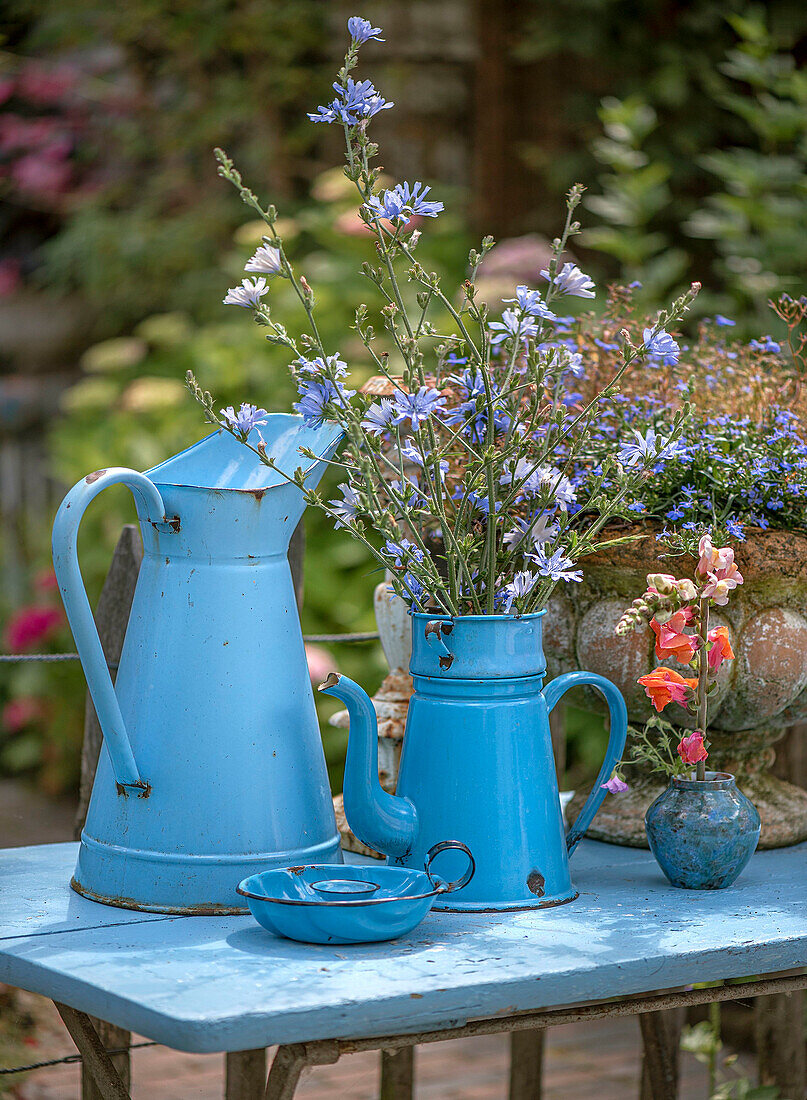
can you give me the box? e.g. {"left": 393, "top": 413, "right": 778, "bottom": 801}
{"left": 329, "top": 483, "right": 362, "bottom": 528}
{"left": 245, "top": 243, "right": 282, "bottom": 275}
{"left": 365, "top": 181, "right": 443, "bottom": 226}
{"left": 528, "top": 545, "right": 583, "bottom": 583}
{"left": 488, "top": 309, "right": 540, "bottom": 347}
{"left": 223, "top": 278, "right": 268, "bottom": 308}
{"left": 393, "top": 386, "right": 446, "bottom": 431}
{"left": 503, "top": 286, "right": 557, "bottom": 321}
{"left": 220, "top": 403, "right": 268, "bottom": 437}
{"left": 347, "top": 16, "right": 384, "bottom": 43}
{"left": 308, "top": 78, "right": 393, "bottom": 126}
{"left": 540, "top": 262, "right": 596, "bottom": 299}
{"left": 643, "top": 327, "right": 680, "bottom": 366}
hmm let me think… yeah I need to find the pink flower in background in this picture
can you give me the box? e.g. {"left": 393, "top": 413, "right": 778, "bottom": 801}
{"left": 11, "top": 153, "right": 72, "bottom": 196}
{"left": 34, "top": 569, "right": 60, "bottom": 593}
{"left": 305, "top": 644, "right": 336, "bottom": 686}
{"left": 601, "top": 774, "right": 629, "bottom": 794}
{"left": 677, "top": 731, "right": 708, "bottom": 766}
{"left": 0, "top": 77, "right": 15, "bottom": 106}
{"left": 0, "top": 258, "right": 21, "bottom": 297}
{"left": 3, "top": 606, "right": 63, "bottom": 652}
{"left": 17, "top": 64, "right": 77, "bottom": 104}
{"left": 2, "top": 697, "right": 46, "bottom": 733}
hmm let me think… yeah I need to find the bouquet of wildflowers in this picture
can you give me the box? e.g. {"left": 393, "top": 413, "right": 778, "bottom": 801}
{"left": 188, "top": 15, "right": 699, "bottom": 617}
{"left": 603, "top": 534, "right": 743, "bottom": 791}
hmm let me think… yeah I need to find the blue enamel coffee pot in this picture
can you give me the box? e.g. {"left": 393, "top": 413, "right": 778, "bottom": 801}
{"left": 321, "top": 611, "right": 628, "bottom": 911}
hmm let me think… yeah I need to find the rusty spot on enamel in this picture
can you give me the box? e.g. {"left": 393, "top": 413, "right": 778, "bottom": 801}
{"left": 85, "top": 469, "right": 107, "bottom": 483}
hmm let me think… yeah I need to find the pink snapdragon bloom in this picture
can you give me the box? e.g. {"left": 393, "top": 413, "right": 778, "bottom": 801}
{"left": 701, "top": 570, "right": 742, "bottom": 606}
{"left": 650, "top": 608, "right": 698, "bottom": 663}
{"left": 697, "top": 535, "right": 739, "bottom": 578}
{"left": 601, "top": 774, "right": 629, "bottom": 794}
{"left": 677, "top": 730, "right": 708, "bottom": 766}
{"left": 707, "top": 627, "right": 734, "bottom": 671}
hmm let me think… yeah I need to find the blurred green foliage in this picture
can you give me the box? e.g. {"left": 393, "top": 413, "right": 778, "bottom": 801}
{"left": 6, "top": 0, "right": 330, "bottom": 334}
{"left": 580, "top": 9, "right": 807, "bottom": 325}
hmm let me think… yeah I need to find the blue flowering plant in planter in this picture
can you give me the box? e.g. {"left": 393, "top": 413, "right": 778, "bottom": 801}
{"left": 186, "top": 14, "right": 701, "bottom": 620}
{"left": 608, "top": 536, "right": 761, "bottom": 889}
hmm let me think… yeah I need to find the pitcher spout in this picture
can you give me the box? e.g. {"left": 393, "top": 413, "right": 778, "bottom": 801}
{"left": 320, "top": 673, "right": 418, "bottom": 859}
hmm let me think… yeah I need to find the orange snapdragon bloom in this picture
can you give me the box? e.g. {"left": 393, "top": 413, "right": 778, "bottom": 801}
{"left": 638, "top": 667, "right": 698, "bottom": 712}
{"left": 707, "top": 626, "right": 734, "bottom": 671}
{"left": 650, "top": 609, "right": 698, "bottom": 663}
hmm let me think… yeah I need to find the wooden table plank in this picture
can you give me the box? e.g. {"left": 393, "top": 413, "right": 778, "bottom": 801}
{"left": 0, "top": 842, "right": 804, "bottom": 1055}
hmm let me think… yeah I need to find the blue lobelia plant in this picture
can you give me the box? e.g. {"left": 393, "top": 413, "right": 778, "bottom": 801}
{"left": 187, "top": 15, "right": 700, "bottom": 618}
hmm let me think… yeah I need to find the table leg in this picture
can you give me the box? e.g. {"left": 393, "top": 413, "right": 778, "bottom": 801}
{"left": 639, "top": 1009, "right": 681, "bottom": 1100}
{"left": 226, "top": 1048, "right": 267, "bottom": 1099}
{"left": 54, "top": 1002, "right": 132, "bottom": 1100}
{"left": 509, "top": 1028, "right": 545, "bottom": 1099}
{"left": 82, "top": 1019, "right": 131, "bottom": 1099}
{"left": 755, "top": 990, "right": 807, "bottom": 1098}
{"left": 380, "top": 1046, "right": 414, "bottom": 1099}
{"left": 264, "top": 1041, "right": 340, "bottom": 1100}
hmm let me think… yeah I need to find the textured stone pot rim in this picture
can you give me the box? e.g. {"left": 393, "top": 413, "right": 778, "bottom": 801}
{"left": 671, "top": 771, "right": 735, "bottom": 790}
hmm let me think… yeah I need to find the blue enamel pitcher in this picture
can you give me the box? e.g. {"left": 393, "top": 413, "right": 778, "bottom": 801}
{"left": 322, "top": 611, "right": 627, "bottom": 910}
{"left": 53, "top": 417, "right": 343, "bottom": 914}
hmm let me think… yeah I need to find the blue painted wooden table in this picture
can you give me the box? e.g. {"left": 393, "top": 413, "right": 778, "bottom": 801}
{"left": 1, "top": 840, "right": 805, "bottom": 1097}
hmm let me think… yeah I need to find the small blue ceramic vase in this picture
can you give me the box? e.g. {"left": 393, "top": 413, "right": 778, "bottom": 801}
{"left": 645, "top": 771, "right": 761, "bottom": 890}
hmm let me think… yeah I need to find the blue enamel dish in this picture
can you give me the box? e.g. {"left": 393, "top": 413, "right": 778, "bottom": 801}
{"left": 237, "top": 841, "right": 474, "bottom": 944}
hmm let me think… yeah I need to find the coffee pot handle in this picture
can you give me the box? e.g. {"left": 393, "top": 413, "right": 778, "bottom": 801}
{"left": 542, "top": 671, "right": 628, "bottom": 855}
{"left": 52, "top": 468, "right": 174, "bottom": 795}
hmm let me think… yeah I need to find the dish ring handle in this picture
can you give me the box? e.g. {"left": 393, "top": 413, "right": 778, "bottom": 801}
{"left": 424, "top": 841, "right": 475, "bottom": 894}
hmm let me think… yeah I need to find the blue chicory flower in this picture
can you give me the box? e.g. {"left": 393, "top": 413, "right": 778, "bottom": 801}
{"left": 393, "top": 386, "right": 446, "bottom": 431}
{"left": 220, "top": 403, "right": 268, "bottom": 437}
{"left": 347, "top": 16, "right": 384, "bottom": 43}
{"left": 528, "top": 545, "right": 583, "bottom": 583}
{"left": 488, "top": 309, "right": 540, "bottom": 347}
{"left": 714, "top": 315, "right": 735, "bottom": 327}
{"left": 328, "top": 483, "right": 362, "bottom": 528}
{"left": 503, "top": 286, "right": 557, "bottom": 321}
{"left": 361, "top": 398, "right": 396, "bottom": 436}
{"left": 499, "top": 570, "right": 540, "bottom": 613}
{"left": 223, "top": 278, "right": 268, "bottom": 308}
{"left": 642, "top": 328, "right": 680, "bottom": 366}
{"left": 365, "top": 181, "right": 443, "bottom": 225}
{"left": 308, "top": 78, "right": 393, "bottom": 126}
{"left": 540, "top": 262, "right": 596, "bottom": 299}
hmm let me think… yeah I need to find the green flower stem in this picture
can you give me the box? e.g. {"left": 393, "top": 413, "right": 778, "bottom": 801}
{"left": 696, "top": 598, "right": 710, "bottom": 782}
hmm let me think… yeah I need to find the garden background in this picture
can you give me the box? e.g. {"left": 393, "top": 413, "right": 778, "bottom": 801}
{"left": 1, "top": 0, "right": 806, "bottom": 799}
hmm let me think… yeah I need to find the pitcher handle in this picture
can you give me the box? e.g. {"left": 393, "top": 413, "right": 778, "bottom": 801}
{"left": 52, "top": 468, "right": 175, "bottom": 794}
{"left": 543, "top": 671, "right": 628, "bottom": 855}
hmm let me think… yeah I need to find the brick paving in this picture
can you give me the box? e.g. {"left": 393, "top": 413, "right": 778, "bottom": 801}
{"left": 10, "top": 989, "right": 742, "bottom": 1098}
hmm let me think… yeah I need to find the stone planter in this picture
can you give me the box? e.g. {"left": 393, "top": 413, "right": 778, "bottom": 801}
{"left": 545, "top": 527, "right": 807, "bottom": 849}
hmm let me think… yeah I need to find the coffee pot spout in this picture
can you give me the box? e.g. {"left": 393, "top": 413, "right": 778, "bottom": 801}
{"left": 320, "top": 673, "right": 418, "bottom": 859}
